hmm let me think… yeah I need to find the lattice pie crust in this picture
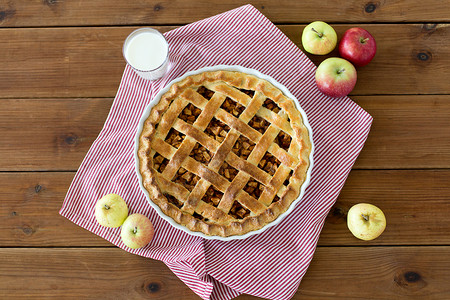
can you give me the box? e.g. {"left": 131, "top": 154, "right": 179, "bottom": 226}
{"left": 138, "top": 70, "right": 311, "bottom": 237}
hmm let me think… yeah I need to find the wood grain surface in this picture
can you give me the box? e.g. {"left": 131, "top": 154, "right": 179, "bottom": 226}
{"left": 2, "top": 247, "right": 449, "bottom": 299}
{"left": 0, "top": 0, "right": 449, "bottom": 26}
{"left": 0, "top": 24, "right": 448, "bottom": 98}
{"left": 1, "top": 170, "right": 449, "bottom": 247}
{"left": 1, "top": 1, "right": 449, "bottom": 299}
{"left": 0, "top": 98, "right": 111, "bottom": 171}
{"left": 1, "top": 95, "right": 448, "bottom": 171}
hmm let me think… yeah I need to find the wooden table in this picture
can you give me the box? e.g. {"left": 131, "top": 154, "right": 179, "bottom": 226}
{"left": 1, "top": 1, "right": 449, "bottom": 299}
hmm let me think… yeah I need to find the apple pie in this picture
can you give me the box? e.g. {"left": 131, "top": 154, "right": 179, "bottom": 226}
{"left": 137, "top": 70, "right": 312, "bottom": 237}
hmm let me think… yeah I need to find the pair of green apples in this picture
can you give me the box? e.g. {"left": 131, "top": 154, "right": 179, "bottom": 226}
{"left": 95, "top": 194, "right": 155, "bottom": 248}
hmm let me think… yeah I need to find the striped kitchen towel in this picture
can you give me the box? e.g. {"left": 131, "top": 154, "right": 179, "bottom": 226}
{"left": 60, "top": 4, "right": 372, "bottom": 300}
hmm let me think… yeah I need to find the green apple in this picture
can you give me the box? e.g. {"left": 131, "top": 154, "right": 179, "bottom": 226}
{"left": 94, "top": 194, "right": 128, "bottom": 228}
{"left": 120, "top": 214, "right": 154, "bottom": 249}
{"left": 302, "top": 21, "right": 337, "bottom": 55}
{"left": 315, "top": 57, "right": 357, "bottom": 98}
{"left": 347, "top": 203, "right": 386, "bottom": 241}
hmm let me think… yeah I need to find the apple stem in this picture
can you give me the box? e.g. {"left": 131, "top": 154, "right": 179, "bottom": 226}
{"left": 360, "top": 37, "right": 370, "bottom": 44}
{"left": 133, "top": 227, "right": 138, "bottom": 234}
{"left": 103, "top": 204, "right": 110, "bottom": 210}
{"left": 337, "top": 68, "right": 345, "bottom": 74}
{"left": 361, "top": 214, "right": 370, "bottom": 221}
{"left": 311, "top": 28, "right": 323, "bottom": 38}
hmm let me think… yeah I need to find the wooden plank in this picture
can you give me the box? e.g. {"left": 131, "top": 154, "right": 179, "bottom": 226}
{"left": 0, "top": 172, "right": 110, "bottom": 247}
{"left": 295, "top": 246, "right": 450, "bottom": 300}
{"left": 0, "top": 98, "right": 111, "bottom": 171}
{"left": 1, "top": 95, "right": 449, "bottom": 171}
{"left": 1, "top": 247, "right": 449, "bottom": 299}
{"left": 0, "top": 1, "right": 449, "bottom": 27}
{"left": 0, "top": 248, "right": 198, "bottom": 299}
{"left": 354, "top": 95, "right": 450, "bottom": 169}
{"left": 1, "top": 170, "right": 449, "bottom": 247}
{"left": 283, "top": 24, "right": 450, "bottom": 95}
{"left": 318, "top": 169, "right": 450, "bottom": 246}
{"left": 0, "top": 24, "right": 448, "bottom": 98}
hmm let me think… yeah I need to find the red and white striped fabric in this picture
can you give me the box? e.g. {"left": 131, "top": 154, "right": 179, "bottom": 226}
{"left": 60, "top": 5, "right": 372, "bottom": 300}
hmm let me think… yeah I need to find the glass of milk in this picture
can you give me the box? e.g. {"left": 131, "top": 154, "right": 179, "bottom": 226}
{"left": 122, "top": 28, "right": 169, "bottom": 81}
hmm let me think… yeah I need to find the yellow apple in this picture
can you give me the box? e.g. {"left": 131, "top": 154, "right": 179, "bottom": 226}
{"left": 94, "top": 194, "right": 128, "bottom": 228}
{"left": 347, "top": 203, "right": 386, "bottom": 241}
{"left": 302, "top": 21, "right": 337, "bottom": 55}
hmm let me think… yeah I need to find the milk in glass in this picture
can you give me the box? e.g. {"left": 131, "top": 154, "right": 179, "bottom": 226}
{"left": 123, "top": 28, "right": 169, "bottom": 80}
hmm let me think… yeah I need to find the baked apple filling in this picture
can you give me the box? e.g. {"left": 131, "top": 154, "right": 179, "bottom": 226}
{"left": 205, "top": 117, "right": 230, "bottom": 143}
{"left": 232, "top": 135, "right": 255, "bottom": 160}
{"left": 165, "top": 128, "right": 185, "bottom": 149}
{"left": 179, "top": 103, "right": 202, "bottom": 125}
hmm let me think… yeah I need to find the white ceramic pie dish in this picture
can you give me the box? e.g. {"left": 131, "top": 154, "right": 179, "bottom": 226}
{"left": 134, "top": 65, "right": 314, "bottom": 241}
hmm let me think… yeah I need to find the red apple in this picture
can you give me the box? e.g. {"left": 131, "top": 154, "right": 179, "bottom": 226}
{"left": 94, "top": 194, "right": 128, "bottom": 228}
{"left": 315, "top": 57, "right": 357, "bottom": 98}
{"left": 339, "top": 27, "right": 377, "bottom": 67}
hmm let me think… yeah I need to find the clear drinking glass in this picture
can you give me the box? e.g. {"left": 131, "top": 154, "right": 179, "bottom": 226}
{"left": 122, "top": 28, "right": 169, "bottom": 81}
